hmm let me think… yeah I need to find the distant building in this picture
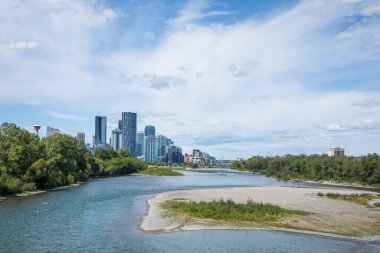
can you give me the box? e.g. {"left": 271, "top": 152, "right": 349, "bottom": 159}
{"left": 191, "top": 149, "right": 216, "bottom": 164}
{"left": 145, "top": 136, "right": 158, "bottom": 162}
{"left": 95, "top": 116, "right": 107, "bottom": 146}
{"left": 193, "top": 149, "right": 202, "bottom": 158}
{"left": 328, "top": 147, "right": 345, "bottom": 157}
{"left": 46, "top": 126, "right": 61, "bottom": 137}
{"left": 144, "top": 125, "right": 156, "bottom": 137}
{"left": 136, "top": 131, "right": 145, "bottom": 156}
{"left": 76, "top": 132, "right": 85, "bottom": 144}
{"left": 122, "top": 112, "right": 137, "bottom": 156}
{"left": 184, "top": 154, "right": 193, "bottom": 163}
{"left": 118, "top": 120, "right": 122, "bottom": 130}
{"left": 111, "top": 129, "right": 123, "bottom": 151}
{"left": 166, "top": 145, "right": 184, "bottom": 164}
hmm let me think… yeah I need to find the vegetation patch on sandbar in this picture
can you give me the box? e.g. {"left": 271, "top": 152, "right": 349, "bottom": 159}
{"left": 161, "top": 199, "right": 308, "bottom": 223}
{"left": 318, "top": 192, "right": 380, "bottom": 205}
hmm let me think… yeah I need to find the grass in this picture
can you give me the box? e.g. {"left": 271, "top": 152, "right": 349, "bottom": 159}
{"left": 161, "top": 199, "right": 308, "bottom": 223}
{"left": 136, "top": 166, "right": 183, "bottom": 176}
{"left": 318, "top": 192, "right": 380, "bottom": 205}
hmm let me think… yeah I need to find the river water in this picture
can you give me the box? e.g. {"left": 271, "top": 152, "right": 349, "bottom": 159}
{"left": 0, "top": 169, "right": 379, "bottom": 253}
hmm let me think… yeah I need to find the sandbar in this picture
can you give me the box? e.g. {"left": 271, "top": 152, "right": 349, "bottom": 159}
{"left": 141, "top": 186, "right": 380, "bottom": 241}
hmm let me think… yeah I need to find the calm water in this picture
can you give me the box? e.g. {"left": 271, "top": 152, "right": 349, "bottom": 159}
{"left": 0, "top": 169, "right": 379, "bottom": 253}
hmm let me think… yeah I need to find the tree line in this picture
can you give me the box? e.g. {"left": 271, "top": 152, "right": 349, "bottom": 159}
{"left": 232, "top": 154, "right": 380, "bottom": 186}
{"left": 0, "top": 122, "right": 146, "bottom": 196}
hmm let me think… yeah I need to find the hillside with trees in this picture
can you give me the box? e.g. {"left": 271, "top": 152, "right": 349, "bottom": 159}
{"left": 0, "top": 122, "right": 146, "bottom": 196}
{"left": 232, "top": 154, "right": 380, "bottom": 186}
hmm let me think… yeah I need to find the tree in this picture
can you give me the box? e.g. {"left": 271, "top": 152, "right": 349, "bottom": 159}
{"left": 0, "top": 123, "right": 44, "bottom": 177}
{"left": 94, "top": 147, "right": 117, "bottom": 160}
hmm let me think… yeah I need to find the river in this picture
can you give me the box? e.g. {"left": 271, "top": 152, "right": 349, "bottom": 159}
{"left": 0, "top": 169, "right": 379, "bottom": 252}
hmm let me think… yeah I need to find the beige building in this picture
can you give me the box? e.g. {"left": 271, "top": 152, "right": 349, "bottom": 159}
{"left": 328, "top": 147, "right": 345, "bottom": 157}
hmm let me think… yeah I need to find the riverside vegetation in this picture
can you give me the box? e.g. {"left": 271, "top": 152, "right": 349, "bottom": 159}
{"left": 232, "top": 155, "right": 380, "bottom": 186}
{"left": 0, "top": 122, "right": 147, "bottom": 196}
{"left": 318, "top": 192, "right": 380, "bottom": 205}
{"left": 134, "top": 166, "right": 183, "bottom": 176}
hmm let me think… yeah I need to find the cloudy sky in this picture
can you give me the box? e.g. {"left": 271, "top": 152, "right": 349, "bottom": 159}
{"left": 1, "top": 0, "right": 380, "bottom": 159}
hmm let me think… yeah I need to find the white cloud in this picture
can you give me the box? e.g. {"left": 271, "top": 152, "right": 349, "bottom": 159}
{"left": 45, "top": 110, "right": 87, "bottom": 120}
{"left": 8, "top": 41, "right": 38, "bottom": 50}
{"left": 119, "top": 73, "right": 186, "bottom": 90}
{"left": 361, "top": 3, "right": 380, "bottom": 16}
{"left": 168, "top": 0, "right": 231, "bottom": 27}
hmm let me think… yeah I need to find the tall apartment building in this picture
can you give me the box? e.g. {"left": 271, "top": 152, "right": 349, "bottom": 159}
{"left": 145, "top": 135, "right": 158, "bottom": 162}
{"left": 111, "top": 129, "right": 123, "bottom": 151}
{"left": 166, "top": 145, "right": 184, "bottom": 164}
{"left": 157, "top": 135, "right": 168, "bottom": 161}
{"left": 95, "top": 116, "right": 107, "bottom": 146}
{"left": 76, "top": 132, "right": 85, "bottom": 144}
{"left": 46, "top": 126, "right": 61, "bottom": 137}
{"left": 136, "top": 131, "right": 145, "bottom": 156}
{"left": 144, "top": 125, "right": 156, "bottom": 137}
{"left": 122, "top": 112, "right": 137, "bottom": 156}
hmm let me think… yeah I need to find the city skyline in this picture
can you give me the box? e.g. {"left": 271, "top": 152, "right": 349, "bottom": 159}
{"left": 1, "top": 0, "right": 380, "bottom": 159}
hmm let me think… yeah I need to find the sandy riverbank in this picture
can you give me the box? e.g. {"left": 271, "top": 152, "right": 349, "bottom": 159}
{"left": 141, "top": 186, "right": 380, "bottom": 241}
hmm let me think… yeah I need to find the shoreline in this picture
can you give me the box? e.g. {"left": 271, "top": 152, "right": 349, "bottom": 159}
{"left": 231, "top": 169, "right": 380, "bottom": 192}
{"left": 0, "top": 182, "right": 83, "bottom": 202}
{"left": 140, "top": 186, "right": 380, "bottom": 241}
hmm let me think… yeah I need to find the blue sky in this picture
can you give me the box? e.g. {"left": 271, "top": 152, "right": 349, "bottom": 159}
{"left": 1, "top": 0, "right": 380, "bottom": 159}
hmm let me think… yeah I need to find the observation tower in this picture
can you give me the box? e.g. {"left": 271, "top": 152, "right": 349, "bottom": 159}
{"left": 33, "top": 124, "right": 41, "bottom": 137}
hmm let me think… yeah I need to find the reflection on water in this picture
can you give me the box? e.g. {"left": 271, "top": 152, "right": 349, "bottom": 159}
{"left": 0, "top": 169, "right": 379, "bottom": 253}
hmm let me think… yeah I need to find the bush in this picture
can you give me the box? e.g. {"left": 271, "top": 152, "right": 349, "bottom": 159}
{"left": 0, "top": 173, "right": 23, "bottom": 195}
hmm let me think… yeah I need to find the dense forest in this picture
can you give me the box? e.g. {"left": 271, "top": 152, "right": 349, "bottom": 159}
{"left": 0, "top": 122, "right": 146, "bottom": 196}
{"left": 232, "top": 154, "right": 380, "bottom": 186}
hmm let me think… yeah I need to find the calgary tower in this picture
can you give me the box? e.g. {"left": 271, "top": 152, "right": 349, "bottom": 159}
{"left": 33, "top": 123, "right": 41, "bottom": 137}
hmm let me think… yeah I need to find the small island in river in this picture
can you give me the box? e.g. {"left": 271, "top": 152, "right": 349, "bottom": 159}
{"left": 141, "top": 186, "right": 380, "bottom": 241}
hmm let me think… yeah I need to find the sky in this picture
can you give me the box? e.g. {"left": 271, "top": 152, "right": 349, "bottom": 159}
{"left": 1, "top": 0, "right": 380, "bottom": 159}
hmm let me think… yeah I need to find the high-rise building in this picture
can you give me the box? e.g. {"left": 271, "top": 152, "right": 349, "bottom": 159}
{"left": 157, "top": 135, "right": 168, "bottom": 161}
{"left": 145, "top": 136, "right": 158, "bottom": 162}
{"left": 136, "top": 131, "right": 145, "bottom": 156}
{"left": 46, "top": 126, "right": 61, "bottom": 137}
{"left": 167, "top": 138, "right": 174, "bottom": 145}
{"left": 111, "top": 129, "right": 123, "bottom": 151}
{"left": 95, "top": 116, "right": 107, "bottom": 146}
{"left": 166, "top": 145, "right": 184, "bottom": 164}
{"left": 122, "top": 112, "right": 137, "bottom": 156}
{"left": 144, "top": 125, "right": 156, "bottom": 137}
{"left": 76, "top": 132, "right": 85, "bottom": 144}
{"left": 118, "top": 120, "right": 122, "bottom": 130}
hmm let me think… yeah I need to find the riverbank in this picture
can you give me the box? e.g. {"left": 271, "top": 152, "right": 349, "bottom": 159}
{"left": 141, "top": 186, "right": 380, "bottom": 241}
{"left": 232, "top": 169, "right": 380, "bottom": 192}
{"left": 0, "top": 182, "right": 83, "bottom": 202}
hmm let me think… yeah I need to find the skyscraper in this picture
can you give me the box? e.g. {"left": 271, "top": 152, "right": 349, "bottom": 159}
{"left": 144, "top": 125, "right": 156, "bottom": 137}
{"left": 95, "top": 116, "right": 107, "bottom": 146}
{"left": 157, "top": 135, "right": 168, "bottom": 161}
{"left": 111, "top": 129, "right": 123, "bottom": 151}
{"left": 136, "top": 131, "right": 145, "bottom": 156}
{"left": 145, "top": 135, "right": 158, "bottom": 162}
{"left": 122, "top": 112, "right": 137, "bottom": 156}
{"left": 76, "top": 132, "right": 85, "bottom": 144}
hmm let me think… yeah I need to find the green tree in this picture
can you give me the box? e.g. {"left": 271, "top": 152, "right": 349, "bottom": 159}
{"left": 94, "top": 147, "right": 117, "bottom": 160}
